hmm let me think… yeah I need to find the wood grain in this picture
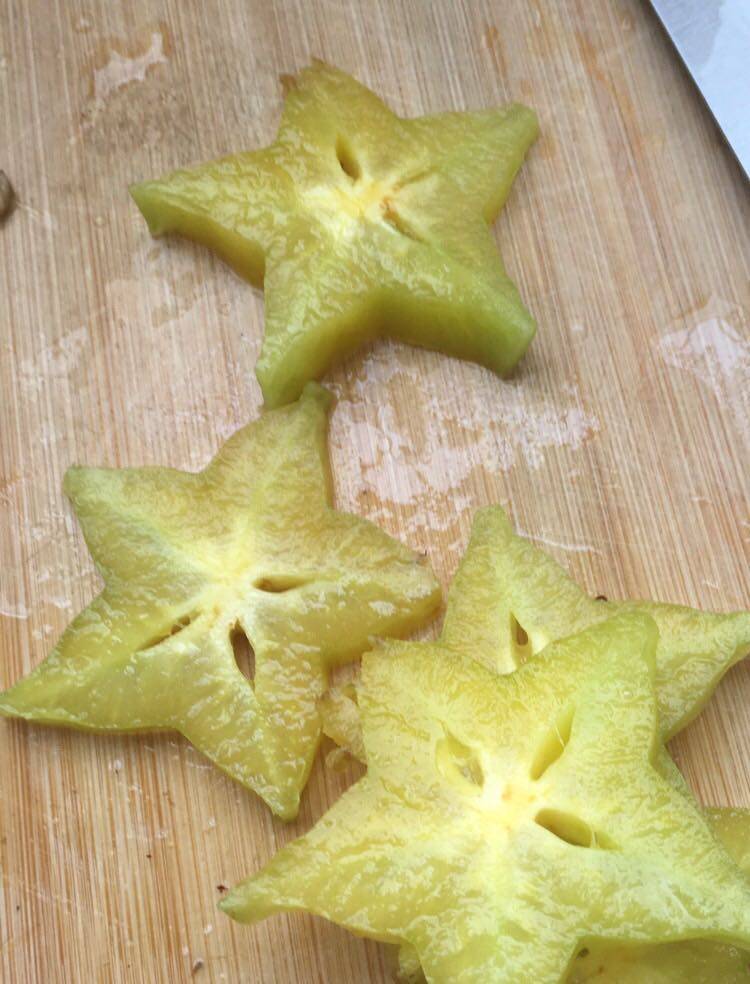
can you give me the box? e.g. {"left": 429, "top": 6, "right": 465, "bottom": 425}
{"left": 1, "top": 0, "right": 748, "bottom": 980}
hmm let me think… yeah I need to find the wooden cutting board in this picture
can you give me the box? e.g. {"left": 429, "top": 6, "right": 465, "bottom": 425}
{"left": 1, "top": 1, "right": 748, "bottom": 980}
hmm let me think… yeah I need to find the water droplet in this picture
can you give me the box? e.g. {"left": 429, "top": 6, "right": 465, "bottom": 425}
{"left": 92, "top": 30, "right": 167, "bottom": 108}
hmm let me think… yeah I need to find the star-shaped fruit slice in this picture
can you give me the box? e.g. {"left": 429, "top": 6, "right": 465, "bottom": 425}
{"left": 569, "top": 809, "right": 750, "bottom": 982}
{"left": 0, "top": 384, "right": 440, "bottom": 819}
{"left": 393, "top": 808, "right": 750, "bottom": 983}
{"left": 569, "top": 811, "right": 750, "bottom": 982}
{"left": 221, "top": 614, "right": 750, "bottom": 982}
{"left": 439, "top": 505, "right": 750, "bottom": 738}
{"left": 321, "top": 504, "right": 750, "bottom": 756}
{"left": 319, "top": 505, "right": 750, "bottom": 980}
{"left": 319, "top": 504, "right": 750, "bottom": 980}
{"left": 130, "top": 61, "right": 539, "bottom": 407}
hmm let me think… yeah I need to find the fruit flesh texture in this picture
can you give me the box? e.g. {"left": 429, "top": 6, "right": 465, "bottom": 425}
{"left": 131, "top": 61, "right": 539, "bottom": 407}
{"left": 318, "top": 683, "right": 365, "bottom": 763}
{"left": 321, "top": 504, "right": 750, "bottom": 754}
{"left": 316, "top": 503, "right": 750, "bottom": 979}
{"left": 440, "top": 507, "right": 750, "bottom": 738}
{"left": 0, "top": 384, "right": 440, "bottom": 820}
{"left": 393, "top": 809, "right": 750, "bottom": 983}
{"left": 221, "top": 614, "right": 750, "bottom": 984}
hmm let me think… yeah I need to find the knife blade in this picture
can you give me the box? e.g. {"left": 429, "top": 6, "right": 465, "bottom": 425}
{"left": 649, "top": 0, "right": 750, "bottom": 180}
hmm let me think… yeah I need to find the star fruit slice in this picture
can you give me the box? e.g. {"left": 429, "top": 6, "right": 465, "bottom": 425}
{"left": 221, "top": 613, "right": 750, "bottom": 983}
{"left": 321, "top": 504, "right": 750, "bottom": 756}
{"left": 319, "top": 504, "right": 750, "bottom": 980}
{"left": 130, "top": 61, "right": 539, "bottom": 408}
{"left": 0, "top": 384, "right": 440, "bottom": 820}
{"left": 568, "top": 808, "right": 750, "bottom": 981}
{"left": 393, "top": 808, "right": 750, "bottom": 983}
{"left": 440, "top": 506, "right": 750, "bottom": 738}
{"left": 318, "top": 507, "right": 750, "bottom": 980}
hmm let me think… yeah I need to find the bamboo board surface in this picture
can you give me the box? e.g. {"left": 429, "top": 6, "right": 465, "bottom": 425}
{"left": 1, "top": 0, "right": 749, "bottom": 980}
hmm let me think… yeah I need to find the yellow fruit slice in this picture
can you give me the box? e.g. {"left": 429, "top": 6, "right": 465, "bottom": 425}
{"left": 393, "top": 808, "right": 750, "bottom": 983}
{"left": 131, "top": 61, "right": 539, "bottom": 407}
{"left": 0, "top": 385, "right": 440, "bottom": 819}
{"left": 440, "top": 506, "right": 750, "bottom": 738}
{"left": 221, "top": 614, "right": 750, "bottom": 983}
{"left": 570, "top": 813, "right": 750, "bottom": 982}
{"left": 321, "top": 504, "right": 750, "bottom": 755}
{"left": 319, "top": 505, "right": 750, "bottom": 980}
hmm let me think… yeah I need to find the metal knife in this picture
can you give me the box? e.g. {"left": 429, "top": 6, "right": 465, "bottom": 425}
{"left": 649, "top": 0, "right": 750, "bottom": 180}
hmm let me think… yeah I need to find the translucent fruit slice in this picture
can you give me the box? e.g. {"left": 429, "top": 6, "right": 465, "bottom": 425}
{"left": 569, "top": 810, "right": 750, "bottom": 981}
{"left": 393, "top": 809, "right": 750, "bottom": 983}
{"left": 440, "top": 506, "right": 750, "bottom": 738}
{"left": 0, "top": 384, "right": 440, "bottom": 819}
{"left": 221, "top": 614, "right": 750, "bottom": 983}
{"left": 318, "top": 505, "right": 750, "bottom": 979}
{"left": 131, "top": 61, "right": 539, "bottom": 407}
{"left": 321, "top": 504, "right": 750, "bottom": 754}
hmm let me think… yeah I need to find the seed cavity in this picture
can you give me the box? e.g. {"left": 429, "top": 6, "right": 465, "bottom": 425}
{"left": 534, "top": 808, "right": 593, "bottom": 847}
{"left": 534, "top": 808, "right": 617, "bottom": 850}
{"left": 254, "top": 574, "right": 310, "bottom": 594}
{"left": 436, "top": 729, "right": 484, "bottom": 795}
{"left": 137, "top": 612, "right": 197, "bottom": 652}
{"left": 231, "top": 623, "right": 255, "bottom": 686}
{"left": 381, "top": 199, "right": 424, "bottom": 243}
{"left": 335, "top": 136, "right": 361, "bottom": 181}
{"left": 510, "top": 612, "right": 533, "bottom": 664}
{"left": 529, "top": 705, "right": 575, "bottom": 781}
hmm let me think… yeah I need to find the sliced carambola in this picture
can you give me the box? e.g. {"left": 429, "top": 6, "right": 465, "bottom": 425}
{"left": 221, "top": 615, "right": 750, "bottom": 983}
{"left": 570, "top": 810, "right": 750, "bottom": 981}
{"left": 315, "top": 504, "right": 750, "bottom": 978}
{"left": 321, "top": 504, "right": 750, "bottom": 756}
{"left": 0, "top": 384, "right": 440, "bottom": 820}
{"left": 394, "top": 809, "right": 750, "bottom": 983}
{"left": 439, "top": 505, "right": 750, "bottom": 738}
{"left": 131, "top": 61, "right": 539, "bottom": 407}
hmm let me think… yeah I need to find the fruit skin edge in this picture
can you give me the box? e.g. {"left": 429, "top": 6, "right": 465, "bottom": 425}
{"left": 316, "top": 504, "right": 750, "bottom": 981}
{"left": 0, "top": 383, "right": 441, "bottom": 821}
{"left": 130, "top": 60, "right": 539, "bottom": 407}
{"left": 219, "top": 609, "right": 750, "bottom": 984}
